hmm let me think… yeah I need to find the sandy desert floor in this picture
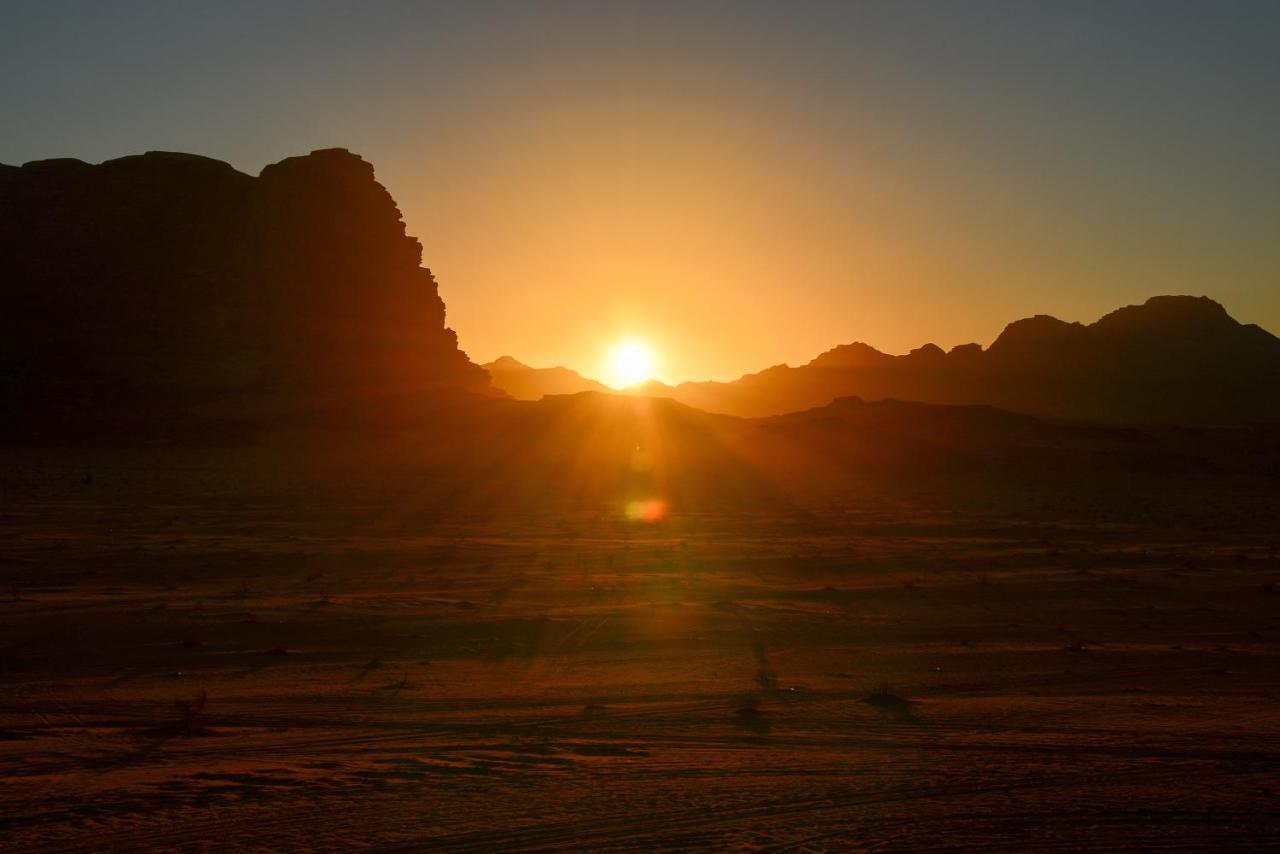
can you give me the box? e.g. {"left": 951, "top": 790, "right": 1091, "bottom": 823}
{"left": 2, "top": 454, "right": 1279, "bottom": 851}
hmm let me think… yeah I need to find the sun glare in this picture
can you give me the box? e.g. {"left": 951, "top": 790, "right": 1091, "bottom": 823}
{"left": 607, "top": 339, "right": 657, "bottom": 388}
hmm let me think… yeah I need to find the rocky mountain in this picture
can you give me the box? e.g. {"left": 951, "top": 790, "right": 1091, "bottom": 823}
{"left": 481, "top": 356, "right": 612, "bottom": 399}
{"left": 486, "top": 296, "right": 1280, "bottom": 425}
{"left": 0, "top": 149, "right": 495, "bottom": 439}
{"left": 669, "top": 296, "right": 1280, "bottom": 424}
{"left": 5, "top": 146, "right": 1275, "bottom": 444}
{"left": 481, "top": 357, "right": 687, "bottom": 402}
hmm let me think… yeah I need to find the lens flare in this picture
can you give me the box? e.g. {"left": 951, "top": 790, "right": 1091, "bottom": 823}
{"left": 625, "top": 498, "right": 668, "bottom": 523}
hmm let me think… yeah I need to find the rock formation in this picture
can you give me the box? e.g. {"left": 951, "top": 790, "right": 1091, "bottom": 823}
{"left": 482, "top": 297, "right": 1280, "bottom": 425}
{"left": 0, "top": 149, "right": 495, "bottom": 439}
{"left": 670, "top": 296, "right": 1280, "bottom": 424}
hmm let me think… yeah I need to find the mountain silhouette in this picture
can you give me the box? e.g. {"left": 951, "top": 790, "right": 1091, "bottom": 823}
{"left": 488, "top": 296, "right": 1278, "bottom": 425}
{"left": 482, "top": 357, "right": 683, "bottom": 401}
{"left": 6, "top": 147, "right": 1276, "bottom": 449}
{"left": 482, "top": 356, "right": 612, "bottom": 398}
{"left": 669, "top": 296, "right": 1280, "bottom": 424}
{"left": 0, "top": 149, "right": 496, "bottom": 439}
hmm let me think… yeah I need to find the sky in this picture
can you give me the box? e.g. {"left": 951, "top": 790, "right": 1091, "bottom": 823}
{"left": 3, "top": 1, "right": 1278, "bottom": 383}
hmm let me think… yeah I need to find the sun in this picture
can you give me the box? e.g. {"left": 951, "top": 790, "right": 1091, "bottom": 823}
{"left": 607, "top": 339, "right": 657, "bottom": 388}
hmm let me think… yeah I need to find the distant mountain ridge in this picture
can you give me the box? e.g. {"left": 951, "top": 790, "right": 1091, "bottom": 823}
{"left": 488, "top": 296, "right": 1280, "bottom": 425}
{"left": 482, "top": 356, "right": 612, "bottom": 399}
{"left": 4, "top": 147, "right": 1276, "bottom": 439}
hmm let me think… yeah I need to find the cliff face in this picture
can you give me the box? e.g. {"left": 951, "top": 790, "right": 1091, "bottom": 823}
{"left": 0, "top": 149, "right": 493, "bottom": 438}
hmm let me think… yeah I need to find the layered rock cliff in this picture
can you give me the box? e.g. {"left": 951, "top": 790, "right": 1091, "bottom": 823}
{"left": 0, "top": 149, "right": 494, "bottom": 438}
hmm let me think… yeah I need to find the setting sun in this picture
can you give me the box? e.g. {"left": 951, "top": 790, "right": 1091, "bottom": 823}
{"left": 606, "top": 339, "right": 657, "bottom": 388}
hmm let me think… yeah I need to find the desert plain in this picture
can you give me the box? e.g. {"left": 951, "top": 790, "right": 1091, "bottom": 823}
{"left": 2, "top": 450, "right": 1278, "bottom": 851}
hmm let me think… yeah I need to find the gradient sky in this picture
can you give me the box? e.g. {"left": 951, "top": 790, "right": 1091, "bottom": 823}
{"left": 4, "top": 1, "right": 1278, "bottom": 383}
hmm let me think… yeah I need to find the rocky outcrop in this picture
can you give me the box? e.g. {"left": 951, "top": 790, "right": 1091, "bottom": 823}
{"left": 670, "top": 296, "right": 1280, "bottom": 424}
{"left": 0, "top": 149, "right": 494, "bottom": 439}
